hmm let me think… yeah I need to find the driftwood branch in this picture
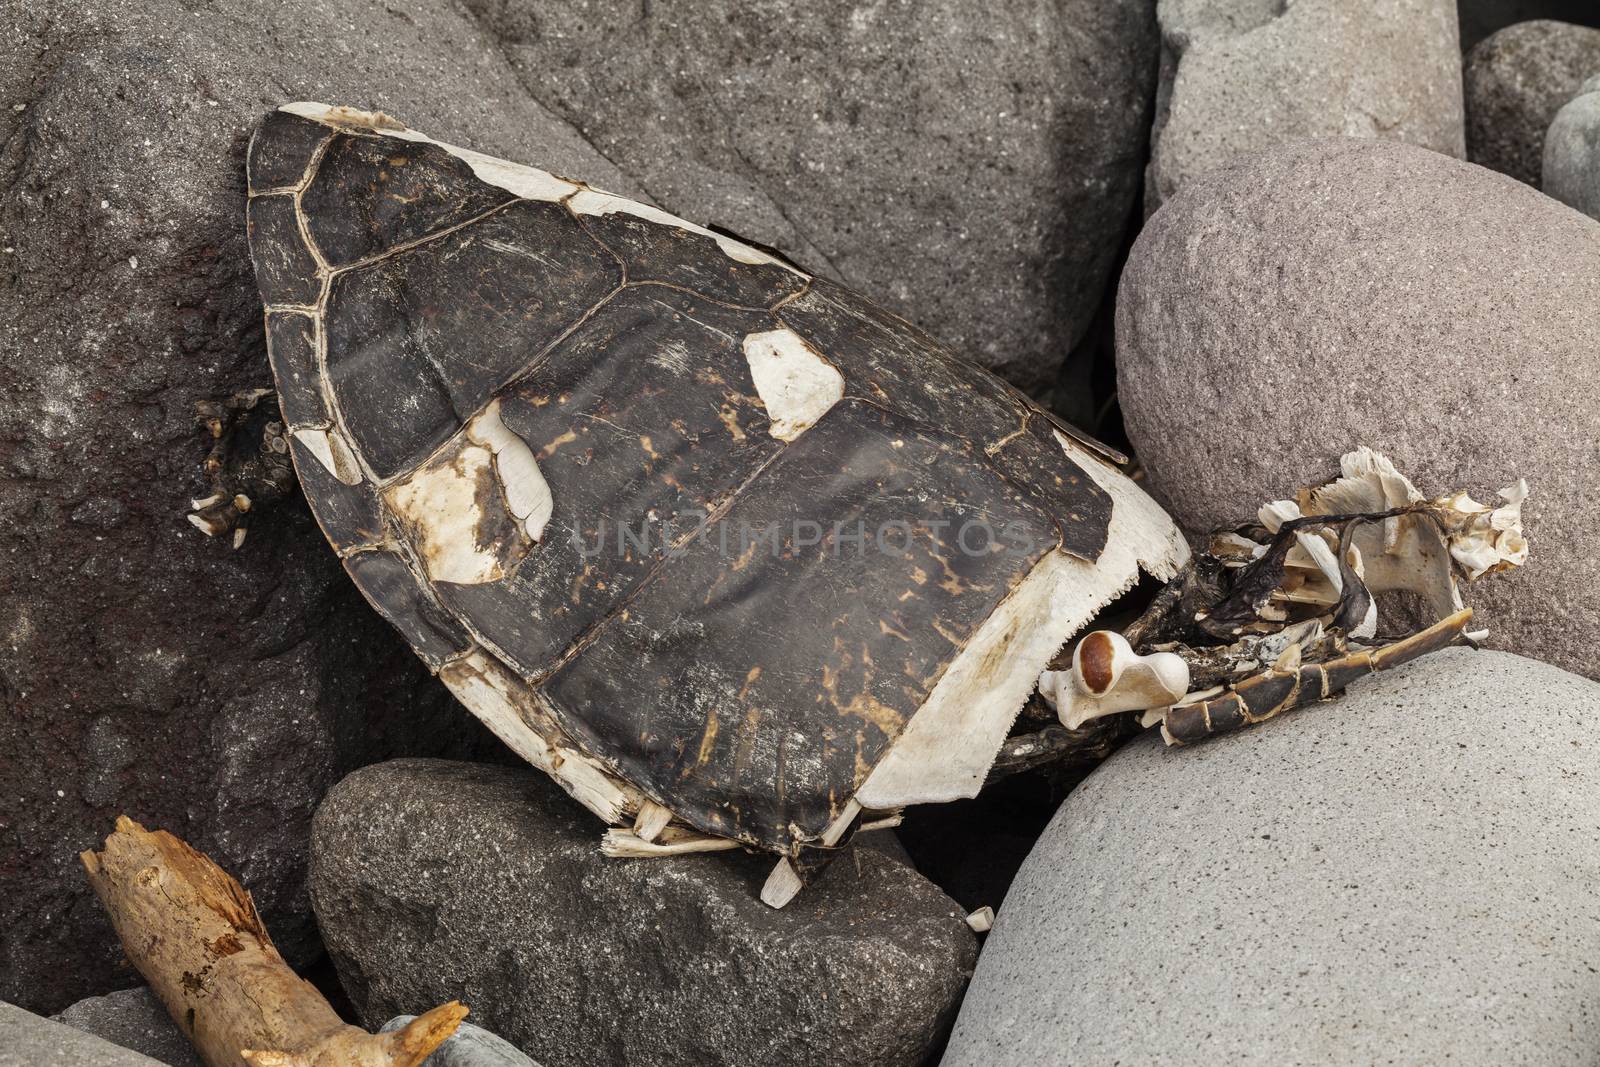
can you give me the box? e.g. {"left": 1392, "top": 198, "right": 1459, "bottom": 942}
{"left": 81, "top": 816, "right": 465, "bottom": 1067}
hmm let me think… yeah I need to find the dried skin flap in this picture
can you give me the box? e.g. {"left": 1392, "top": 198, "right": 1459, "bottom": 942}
{"left": 247, "top": 102, "right": 1187, "bottom": 856}
{"left": 1082, "top": 447, "right": 1532, "bottom": 746}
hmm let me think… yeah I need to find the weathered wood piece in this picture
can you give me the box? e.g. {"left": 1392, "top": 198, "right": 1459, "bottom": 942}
{"left": 81, "top": 817, "right": 466, "bottom": 1067}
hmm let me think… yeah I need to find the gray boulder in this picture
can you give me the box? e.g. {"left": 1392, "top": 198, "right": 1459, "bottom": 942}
{"left": 0, "top": 0, "right": 635, "bottom": 1012}
{"left": 311, "top": 760, "right": 977, "bottom": 1067}
{"left": 1542, "top": 72, "right": 1600, "bottom": 217}
{"left": 944, "top": 649, "right": 1600, "bottom": 1066}
{"left": 1117, "top": 136, "right": 1600, "bottom": 681}
{"left": 1465, "top": 19, "right": 1600, "bottom": 185}
{"left": 0, "top": 1002, "right": 166, "bottom": 1067}
{"left": 381, "top": 1016, "right": 540, "bottom": 1067}
{"left": 457, "top": 0, "right": 1159, "bottom": 392}
{"left": 52, "top": 989, "right": 202, "bottom": 1067}
{"left": 1146, "top": 0, "right": 1463, "bottom": 212}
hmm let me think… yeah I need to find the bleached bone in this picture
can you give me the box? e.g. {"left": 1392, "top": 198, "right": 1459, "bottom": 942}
{"left": 1038, "top": 631, "right": 1190, "bottom": 729}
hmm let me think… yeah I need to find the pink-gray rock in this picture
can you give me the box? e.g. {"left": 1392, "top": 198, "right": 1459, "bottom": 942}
{"left": 310, "top": 760, "right": 978, "bottom": 1067}
{"left": 1464, "top": 19, "right": 1600, "bottom": 185}
{"left": 1147, "top": 0, "right": 1464, "bottom": 212}
{"left": 1116, "top": 136, "right": 1600, "bottom": 680}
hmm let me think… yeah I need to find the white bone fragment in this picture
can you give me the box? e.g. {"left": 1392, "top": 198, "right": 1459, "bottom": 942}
{"left": 1038, "top": 630, "right": 1191, "bottom": 729}
{"left": 760, "top": 859, "right": 805, "bottom": 908}
{"left": 602, "top": 826, "right": 742, "bottom": 857}
{"left": 740, "top": 329, "right": 844, "bottom": 441}
{"left": 384, "top": 443, "right": 509, "bottom": 585}
{"left": 966, "top": 906, "right": 995, "bottom": 933}
{"left": 632, "top": 800, "right": 673, "bottom": 844}
{"left": 292, "top": 426, "right": 363, "bottom": 485}
{"left": 466, "top": 400, "right": 553, "bottom": 542}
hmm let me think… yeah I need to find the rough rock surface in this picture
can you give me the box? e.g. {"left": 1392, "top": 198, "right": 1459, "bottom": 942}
{"left": 944, "top": 649, "right": 1600, "bottom": 1066}
{"left": 0, "top": 0, "right": 636, "bottom": 1012}
{"left": 381, "top": 1016, "right": 540, "bottom": 1067}
{"left": 1117, "top": 137, "right": 1600, "bottom": 680}
{"left": 1146, "top": 0, "right": 1463, "bottom": 212}
{"left": 1544, "top": 72, "right": 1600, "bottom": 217}
{"left": 53, "top": 988, "right": 202, "bottom": 1067}
{"left": 0, "top": 1001, "right": 166, "bottom": 1067}
{"left": 311, "top": 760, "right": 977, "bottom": 1067}
{"left": 455, "top": 0, "right": 1159, "bottom": 391}
{"left": 1464, "top": 19, "right": 1600, "bottom": 185}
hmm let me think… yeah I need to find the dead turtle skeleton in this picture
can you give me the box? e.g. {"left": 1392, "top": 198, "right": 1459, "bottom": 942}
{"left": 206, "top": 103, "right": 1527, "bottom": 907}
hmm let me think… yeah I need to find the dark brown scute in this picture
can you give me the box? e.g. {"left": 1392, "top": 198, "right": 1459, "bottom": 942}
{"left": 433, "top": 287, "right": 783, "bottom": 677}
{"left": 344, "top": 550, "right": 472, "bottom": 669}
{"left": 302, "top": 133, "right": 516, "bottom": 267}
{"left": 246, "top": 110, "right": 329, "bottom": 193}
{"left": 578, "top": 208, "right": 805, "bottom": 308}
{"left": 545, "top": 399, "right": 1060, "bottom": 847}
{"left": 776, "top": 280, "right": 1113, "bottom": 561}
{"left": 264, "top": 312, "right": 326, "bottom": 429}
{"left": 323, "top": 198, "right": 622, "bottom": 479}
{"left": 247, "top": 194, "right": 322, "bottom": 306}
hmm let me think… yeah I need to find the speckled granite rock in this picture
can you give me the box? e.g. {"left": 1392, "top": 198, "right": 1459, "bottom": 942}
{"left": 1146, "top": 0, "right": 1463, "bottom": 211}
{"left": 381, "top": 1016, "right": 539, "bottom": 1067}
{"left": 312, "top": 760, "right": 978, "bottom": 1067}
{"left": 944, "top": 649, "right": 1600, "bottom": 1066}
{"left": 52, "top": 988, "right": 201, "bottom": 1067}
{"left": 1118, "top": 136, "right": 1600, "bottom": 680}
{"left": 1542, "top": 73, "right": 1600, "bottom": 216}
{"left": 1, "top": 1002, "right": 166, "bottom": 1066}
{"left": 1465, "top": 19, "right": 1600, "bottom": 185}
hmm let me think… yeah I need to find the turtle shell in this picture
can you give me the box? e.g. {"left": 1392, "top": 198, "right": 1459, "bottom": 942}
{"left": 244, "top": 103, "right": 1185, "bottom": 857}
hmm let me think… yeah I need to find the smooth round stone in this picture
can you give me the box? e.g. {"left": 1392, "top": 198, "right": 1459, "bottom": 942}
{"left": 944, "top": 649, "right": 1600, "bottom": 1066}
{"left": 1465, "top": 19, "right": 1600, "bottom": 186}
{"left": 1543, "top": 73, "right": 1600, "bottom": 217}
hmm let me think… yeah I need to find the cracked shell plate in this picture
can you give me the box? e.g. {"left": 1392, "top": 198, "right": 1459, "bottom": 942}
{"left": 244, "top": 102, "right": 1176, "bottom": 857}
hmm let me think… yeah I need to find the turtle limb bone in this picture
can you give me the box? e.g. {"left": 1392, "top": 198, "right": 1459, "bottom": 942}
{"left": 1039, "top": 631, "right": 1190, "bottom": 729}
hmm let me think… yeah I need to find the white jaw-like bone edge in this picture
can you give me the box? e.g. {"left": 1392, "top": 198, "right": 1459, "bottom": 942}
{"left": 1039, "top": 630, "right": 1191, "bottom": 729}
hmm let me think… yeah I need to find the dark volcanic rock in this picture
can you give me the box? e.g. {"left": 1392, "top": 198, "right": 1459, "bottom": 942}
{"left": 457, "top": 0, "right": 1160, "bottom": 391}
{"left": 0, "top": 0, "right": 634, "bottom": 1012}
{"left": 1464, "top": 19, "right": 1600, "bottom": 186}
{"left": 311, "top": 760, "right": 978, "bottom": 1067}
